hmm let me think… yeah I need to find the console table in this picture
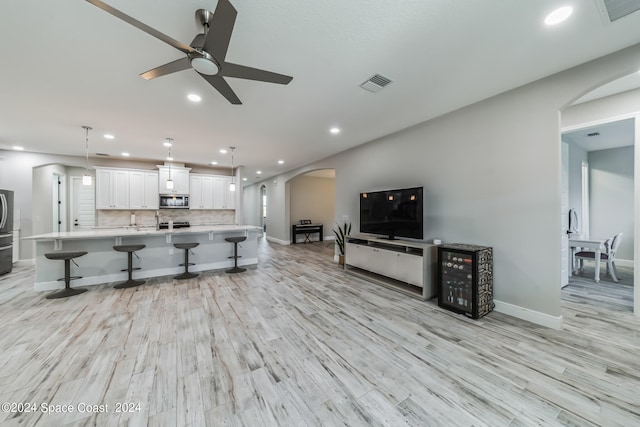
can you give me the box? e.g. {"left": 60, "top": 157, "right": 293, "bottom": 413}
{"left": 344, "top": 234, "right": 436, "bottom": 300}
{"left": 292, "top": 223, "right": 324, "bottom": 244}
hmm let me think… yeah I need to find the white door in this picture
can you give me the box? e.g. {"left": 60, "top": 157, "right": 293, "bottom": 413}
{"left": 71, "top": 176, "right": 96, "bottom": 230}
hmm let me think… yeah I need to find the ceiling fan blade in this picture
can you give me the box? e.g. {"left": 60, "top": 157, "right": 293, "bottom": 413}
{"left": 86, "top": 0, "right": 194, "bottom": 54}
{"left": 200, "top": 74, "right": 242, "bottom": 105}
{"left": 203, "top": 0, "right": 237, "bottom": 61}
{"left": 140, "top": 57, "right": 191, "bottom": 80}
{"left": 221, "top": 62, "right": 293, "bottom": 85}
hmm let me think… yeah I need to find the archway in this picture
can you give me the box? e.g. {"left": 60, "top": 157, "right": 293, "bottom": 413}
{"left": 286, "top": 168, "right": 335, "bottom": 245}
{"left": 560, "top": 70, "right": 640, "bottom": 316}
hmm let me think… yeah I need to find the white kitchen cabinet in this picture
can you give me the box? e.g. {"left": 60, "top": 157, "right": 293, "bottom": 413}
{"left": 190, "top": 175, "right": 215, "bottom": 209}
{"left": 213, "top": 176, "right": 235, "bottom": 209}
{"left": 96, "top": 168, "right": 129, "bottom": 209}
{"left": 158, "top": 166, "right": 190, "bottom": 194}
{"left": 129, "top": 171, "right": 159, "bottom": 209}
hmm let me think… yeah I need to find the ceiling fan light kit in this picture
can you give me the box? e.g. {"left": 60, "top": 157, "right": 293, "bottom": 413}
{"left": 189, "top": 51, "right": 219, "bottom": 75}
{"left": 86, "top": 0, "right": 293, "bottom": 104}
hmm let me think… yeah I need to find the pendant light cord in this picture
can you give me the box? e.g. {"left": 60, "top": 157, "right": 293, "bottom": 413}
{"left": 82, "top": 126, "right": 92, "bottom": 172}
{"left": 230, "top": 146, "right": 235, "bottom": 184}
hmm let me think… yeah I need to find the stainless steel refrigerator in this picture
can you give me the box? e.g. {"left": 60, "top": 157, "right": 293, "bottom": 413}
{"left": 0, "top": 190, "right": 14, "bottom": 275}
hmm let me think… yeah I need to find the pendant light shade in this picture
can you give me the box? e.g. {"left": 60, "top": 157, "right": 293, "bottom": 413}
{"left": 82, "top": 126, "right": 93, "bottom": 186}
{"left": 229, "top": 146, "right": 236, "bottom": 192}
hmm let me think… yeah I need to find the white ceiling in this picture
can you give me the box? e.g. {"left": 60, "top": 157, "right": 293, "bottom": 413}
{"left": 562, "top": 118, "right": 635, "bottom": 152}
{"left": 2, "top": 0, "right": 640, "bottom": 185}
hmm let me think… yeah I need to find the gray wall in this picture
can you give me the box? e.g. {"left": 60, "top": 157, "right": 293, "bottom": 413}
{"left": 290, "top": 174, "right": 335, "bottom": 240}
{"left": 589, "top": 146, "right": 634, "bottom": 260}
{"left": 243, "top": 42, "right": 640, "bottom": 325}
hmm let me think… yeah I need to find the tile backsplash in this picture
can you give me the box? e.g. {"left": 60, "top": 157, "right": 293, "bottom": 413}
{"left": 97, "top": 209, "right": 235, "bottom": 227}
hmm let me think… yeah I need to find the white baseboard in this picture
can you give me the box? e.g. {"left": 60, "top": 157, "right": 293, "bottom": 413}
{"left": 493, "top": 300, "right": 563, "bottom": 330}
{"left": 615, "top": 258, "right": 633, "bottom": 268}
{"left": 14, "top": 258, "right": 35, "bottom": 267}
{"left": 34, "top": 258, "right": 258, "bottom": 292}
{"left": 266, "top": 236, "right": 290, "bottom": 245}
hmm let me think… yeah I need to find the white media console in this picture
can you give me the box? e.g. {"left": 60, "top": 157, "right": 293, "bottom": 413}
{"left": 344, "top": 234, "right": 437, "bottom": 300}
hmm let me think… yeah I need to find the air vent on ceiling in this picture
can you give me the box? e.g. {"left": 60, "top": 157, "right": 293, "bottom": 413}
{"left": 360, "top": 74, "right": 393, "bottom": 93}
{"left": 95, "top": 153, "right": 110, "bottom": 156}
{"left": 586, "top": 132, "right": 601, "bottom": 137}
{"left": 597, "top": 0, "right": 640, "bottom": 22}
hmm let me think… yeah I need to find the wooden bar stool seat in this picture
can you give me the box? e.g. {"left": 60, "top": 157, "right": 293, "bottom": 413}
{"left": 113, "top": 244, "right": 146, "bottom": 288}
{"left": 225, "top": 236, "right": 247, "bottom": 274}
{"left": 44, "top": 251, "right": 88, "bottom": 299}
{"left": 174, "top": 242, "right": 199, "bottom": 280}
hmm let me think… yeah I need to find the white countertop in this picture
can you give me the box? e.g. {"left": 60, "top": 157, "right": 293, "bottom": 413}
{"left": 25, "top": 224, "right": 261, "bottom": 241}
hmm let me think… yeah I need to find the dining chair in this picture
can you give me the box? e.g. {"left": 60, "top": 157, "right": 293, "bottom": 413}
{"left": 575, "top": 232, "right": 623, "bottom": 282}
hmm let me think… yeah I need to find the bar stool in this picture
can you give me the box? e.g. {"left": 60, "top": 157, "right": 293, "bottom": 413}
{"left": 44, "top": 251, "right": 88, "bottom": 299}
{"left": 225, "top": 236, "right": 247, "bottom": 273}
{"left": 113, "top": 244, "right": 146, "bottom": 288}
{"left": 174, "top": 242, "right": 199, "bottom": 280}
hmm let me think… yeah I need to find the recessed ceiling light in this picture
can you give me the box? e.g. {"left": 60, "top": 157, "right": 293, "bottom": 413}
{"left": 167, "top": 156, "right": 174, "bottom": 161}
{"left": 187, "top": 93, "right": 201, "bottom": 102}
{"left": 163, "top": 141, "right": 172, "bottom": 147}
{"left": 210, "top": 161, "right": 218, "bottom": 165}
{"left": 544, "top": 6, "right": 573, "bottom": 25}
{"left": 12, "top": 146, "right": 24, "bottom": 151}
{"left": 330, "top": 127, "right": 341, "bottom": 134}
{"left": 219, "top": 149, "right": 227, "bottom": 154}
{"left": 243, "top": 177, "right": 247, "bottom": 181}
{"left": 256, "top": 170, "right": 262, "bottom": 174}
{"left": 121, "top": 152, "right": 130, "bottom": 157}
{"left": 278, "top": 160, "right": 284, "bottom": 164}
{"left": 104, "top": 134, "right": 115, "bottom": 140}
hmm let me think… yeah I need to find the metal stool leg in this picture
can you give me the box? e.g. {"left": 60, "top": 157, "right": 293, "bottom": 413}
{"left": 175, "top": 247, "right": 198, "bottom": 280}
{"left": 46, "top": 259, "right": 88, "bottom": 299}
{"left": 226, "top": 241, "right": 246, "bottom": 274}
{"left": 114, "top": 250, "right": 145, "bottom": 289}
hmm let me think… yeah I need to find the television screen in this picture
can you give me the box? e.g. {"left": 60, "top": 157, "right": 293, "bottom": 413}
{"left": 359, "top": 187, "right": 423, "bottom": 240}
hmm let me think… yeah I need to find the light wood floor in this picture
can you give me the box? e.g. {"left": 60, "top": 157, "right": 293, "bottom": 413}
{"left": 1, "top": 238, "right": 639, "bottom": 426}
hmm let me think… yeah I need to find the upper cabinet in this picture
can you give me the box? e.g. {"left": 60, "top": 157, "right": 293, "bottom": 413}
{"left": 129, "top": 171, "right": 159, "bottom": 210}
{"left": 158, "top": 166, "right": 190, "bottom": 194}
{"left": 190, "top": 175, "right": 215, "bottom": 209}
{"left": 213, "top": 176, "right": 236, "bottom": 210}
{"left": 96, "top": 166, "right": 235, "bottom": 211}
{"left": 97, "top": 168, "right": 159, "bottom": 210}
{"left": 96, "top": 168, "right": 129, "bottom": 210}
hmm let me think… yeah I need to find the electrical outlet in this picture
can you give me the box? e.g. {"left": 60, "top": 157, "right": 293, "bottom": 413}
{"left": 342, "top": 215, "right": 349, "bottom": 222}
{"left": 169, "top": 248, "right": 174, "bottom": 255}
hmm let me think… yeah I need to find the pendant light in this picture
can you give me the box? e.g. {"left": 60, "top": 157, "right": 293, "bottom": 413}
{"left": 229, "top": 146, "right": 236, "bottom": 192}
{"left": 82, "top": 126, "right": 93, "bottom": 185}
{"left": 165, "top": 138, "right": 174, "bottom": 190}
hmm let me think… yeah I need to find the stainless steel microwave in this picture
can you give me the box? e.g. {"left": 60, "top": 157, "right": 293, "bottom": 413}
{"left": 159, "top": 194, "right": 189, "bottom": 209}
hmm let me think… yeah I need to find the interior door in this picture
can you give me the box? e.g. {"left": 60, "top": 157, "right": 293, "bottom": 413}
{"left": 71, "top": 176, "right": 96, "bottom": 230}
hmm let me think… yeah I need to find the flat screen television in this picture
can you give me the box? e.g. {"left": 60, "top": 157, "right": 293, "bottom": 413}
{"left": 359, "top": 186, "right": 423, "bottom": 240}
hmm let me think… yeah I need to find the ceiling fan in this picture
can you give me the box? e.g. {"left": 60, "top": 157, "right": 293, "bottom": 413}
{"left": 86, "top": 0, "right": 293, "bottom": 105}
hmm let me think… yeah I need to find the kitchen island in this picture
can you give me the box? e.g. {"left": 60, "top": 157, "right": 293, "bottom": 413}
{"left": 25, "top": 225, "right": 261, "bottom": 291}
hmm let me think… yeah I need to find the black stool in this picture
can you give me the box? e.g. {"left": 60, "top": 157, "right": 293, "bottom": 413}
{"left": 44, "top": 251, "right": 88, "bottom": 299}
{"left": 113, "top": 244, "right": 146, "bottom": 288}
{"left": 225, "top": 236, "right": 247, "bottom": 273}
{"left": 174, "top": 242, "right": 199, "bottom": 280}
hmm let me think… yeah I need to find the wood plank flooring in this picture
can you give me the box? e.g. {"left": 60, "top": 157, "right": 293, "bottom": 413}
{"left": 0, "top": 238, "right": 638, "bottom": 426}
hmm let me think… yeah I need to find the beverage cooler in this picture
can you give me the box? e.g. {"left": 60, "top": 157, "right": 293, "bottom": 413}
{"left": 437, "top": 243, "right": 493, "bottom": 319}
